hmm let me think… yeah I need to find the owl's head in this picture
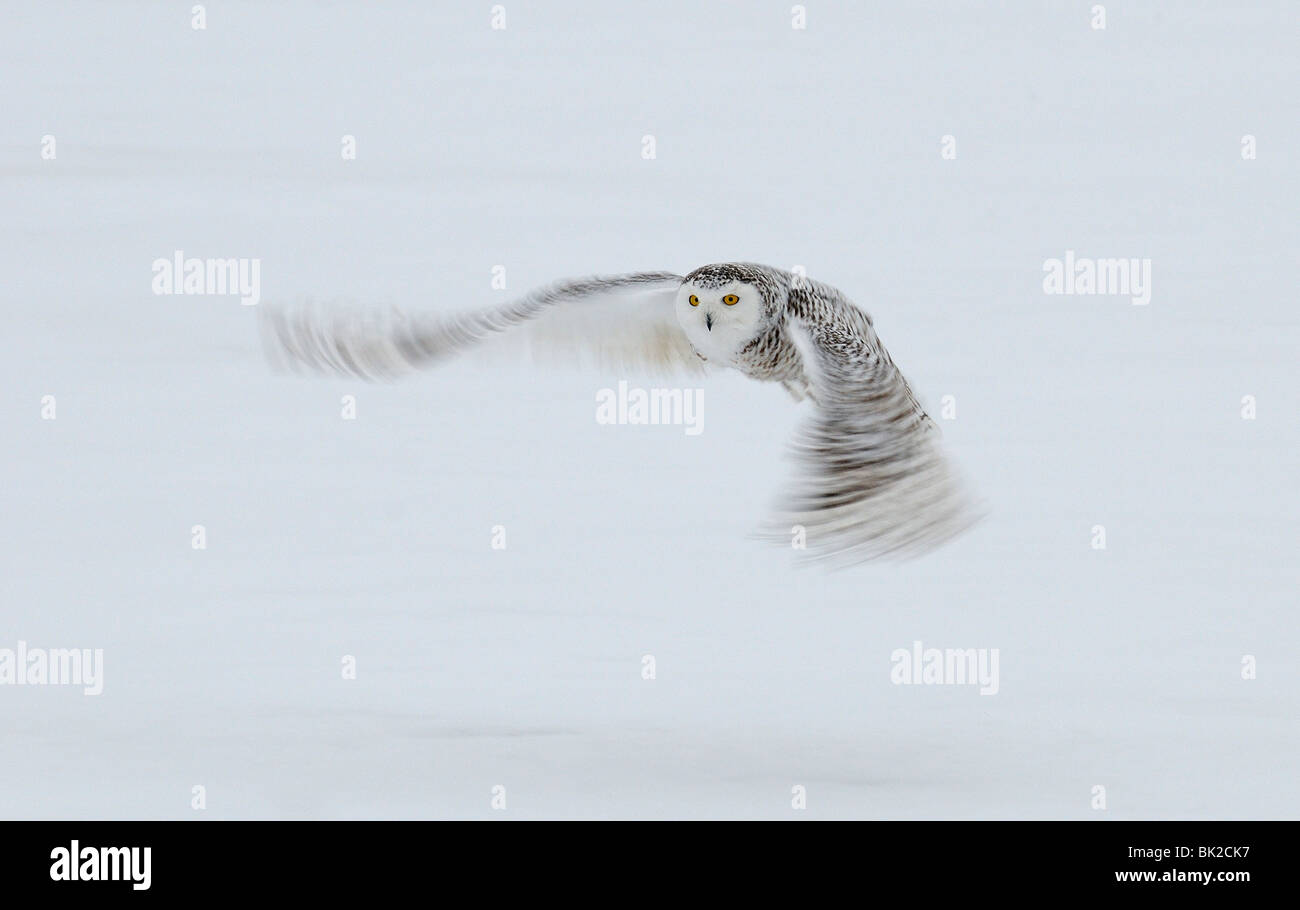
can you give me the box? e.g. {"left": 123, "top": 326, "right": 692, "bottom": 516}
{"left": 674, "top": 262, "right": 787, "bottom": 363}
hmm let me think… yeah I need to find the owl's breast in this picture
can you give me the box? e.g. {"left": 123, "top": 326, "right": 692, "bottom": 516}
{"left": 735, "top": 326, "right": 803, "bottom": 383}
{"left": 679, "top": 317, "right": 747, "bottom": 367}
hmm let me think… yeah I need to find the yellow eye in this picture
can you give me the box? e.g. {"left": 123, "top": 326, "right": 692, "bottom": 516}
{"left": 688, "top": 294, "right": 699, "bottom": 306}
{"left": 722, "top": 294, "right": 739, "bottom": 305}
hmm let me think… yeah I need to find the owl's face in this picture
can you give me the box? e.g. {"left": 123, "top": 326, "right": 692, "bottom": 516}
{"left": 674, "top": 279, "right": 766, "bottom": 365}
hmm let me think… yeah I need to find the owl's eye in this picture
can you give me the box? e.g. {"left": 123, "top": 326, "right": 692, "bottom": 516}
{"left": 722, "top": 294, "right": 739, "bottom": 306}
{"left": 688, "top": 295, "right": 699, "bottom": 306}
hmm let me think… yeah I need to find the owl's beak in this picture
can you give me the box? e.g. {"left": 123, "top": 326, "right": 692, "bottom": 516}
{"left": 705, "top": 312, "right": 714, "bottom": 331}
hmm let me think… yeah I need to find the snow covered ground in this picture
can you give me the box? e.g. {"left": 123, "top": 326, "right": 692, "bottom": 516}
{"left": 1, "top": 1, "right": 1296, "bottom": 819}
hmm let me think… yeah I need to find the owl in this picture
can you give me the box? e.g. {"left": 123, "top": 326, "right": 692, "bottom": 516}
{"left": 264, "top": 263, "right": 980, "bottom": 564}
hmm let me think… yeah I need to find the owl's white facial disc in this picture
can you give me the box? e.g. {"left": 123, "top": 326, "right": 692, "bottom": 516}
{"left": 674, "top": 280, "right": 765, "bottom": 365}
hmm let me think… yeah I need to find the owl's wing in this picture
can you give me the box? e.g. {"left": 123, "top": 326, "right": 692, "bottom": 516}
{"left": 772, "top": 286, "right": 981, "bottom": 564}
{"left": 261, "top": 272, "right": 701, "bottom": 380}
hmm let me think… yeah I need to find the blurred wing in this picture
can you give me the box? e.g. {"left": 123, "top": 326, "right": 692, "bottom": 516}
{"left": 773, "top": 289, "right": 981, "bottom": 564}
{"left": 261, "top": 272, "right": 700, "bottom": 380}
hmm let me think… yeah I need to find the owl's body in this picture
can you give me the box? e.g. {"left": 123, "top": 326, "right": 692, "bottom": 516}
{"left": 265, "top": 262, "right": 977, "bottom": 564}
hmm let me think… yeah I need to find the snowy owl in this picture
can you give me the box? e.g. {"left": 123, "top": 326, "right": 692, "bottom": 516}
{"left": 263, "top": 263, "right": 980, "bottom": 563}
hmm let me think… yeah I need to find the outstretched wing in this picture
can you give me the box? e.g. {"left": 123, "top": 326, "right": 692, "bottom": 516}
{"left": 261, "top": 272, "right": 700, "bottom": 380}
{"left": 771, "top": 283, "right": 981, "bottom": 564}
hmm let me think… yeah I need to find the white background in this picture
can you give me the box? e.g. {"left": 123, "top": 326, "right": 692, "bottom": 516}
{"left": 1, "top": 1, "right": 1296, "bottom": 818}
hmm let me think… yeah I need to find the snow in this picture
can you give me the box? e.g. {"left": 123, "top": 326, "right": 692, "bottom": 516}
{"left": 1, "top": 1, "right": 1296, "bottom": 819}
